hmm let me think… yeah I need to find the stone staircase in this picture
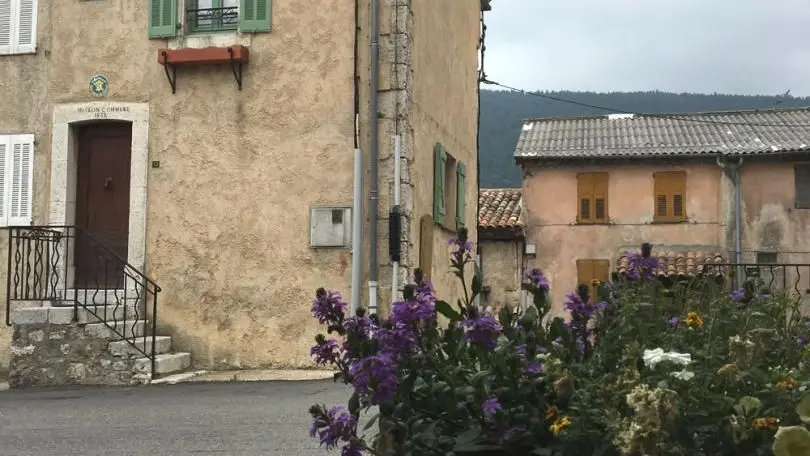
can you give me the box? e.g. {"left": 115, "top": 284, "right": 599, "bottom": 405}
{"left": 9, "top": 289, "right": 191, "bottom": 386}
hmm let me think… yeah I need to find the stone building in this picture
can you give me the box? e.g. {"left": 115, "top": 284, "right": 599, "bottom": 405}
{"left": 515, "top": 108, "right": 810, "bottom": 315}
{"left": 477, "top": 188, "right": 526, "bottom": 313}
{"left": 0, "top": 0, "right": 487, "bottom": 383}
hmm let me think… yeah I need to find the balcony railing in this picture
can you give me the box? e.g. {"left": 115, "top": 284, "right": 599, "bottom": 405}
{"left": 186, "top": 7, "right": 239, "bottom": 32}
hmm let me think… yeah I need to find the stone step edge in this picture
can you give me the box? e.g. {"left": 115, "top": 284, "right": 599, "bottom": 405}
{"left": 134, "top": 352, "right": 192, "bottom": 375}
{"left": 108, "top": 336, "right": 173, "bottom": 357}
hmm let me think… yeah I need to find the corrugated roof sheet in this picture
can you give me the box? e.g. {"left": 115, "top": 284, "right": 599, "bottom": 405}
{"left": 478, "top": 188, "right": 522, "bottom": 230}
{"left": 514, "top": 107, "right": 810, "bottom": 159}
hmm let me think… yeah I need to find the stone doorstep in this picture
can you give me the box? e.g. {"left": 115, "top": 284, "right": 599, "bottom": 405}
{"left": 108, "top": 336, "right": 173, "bottom": 357}
{"left": 10, "top": 305, "right": 144, "bottom": 325}
{"left": 85, "top": 321, "right": 147, "bottom": 340}
{"left": 134, "top": 353, "right": 192, "bottom": 375}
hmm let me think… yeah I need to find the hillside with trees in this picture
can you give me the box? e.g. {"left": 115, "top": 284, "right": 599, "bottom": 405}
{"left": 479, "top": 89, "right": 810, "bottom": 188}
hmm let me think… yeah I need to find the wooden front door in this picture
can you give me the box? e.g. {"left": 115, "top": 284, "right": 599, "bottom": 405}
{"left": 74, "top": 123, "right": 132, "bottom": 288}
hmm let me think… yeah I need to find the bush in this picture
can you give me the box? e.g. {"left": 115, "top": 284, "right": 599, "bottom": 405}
{"left": 306, "top": 233, "right": 810, "bottom": 456}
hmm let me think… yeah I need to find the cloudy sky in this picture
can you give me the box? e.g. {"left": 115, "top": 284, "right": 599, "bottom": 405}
{"left": 485, "top": 0, "right": 810, "bottom": 96}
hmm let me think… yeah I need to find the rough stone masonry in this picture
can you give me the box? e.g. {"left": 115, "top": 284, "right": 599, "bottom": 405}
{"left": 9, "top": 322, "right": 146, "bottom": 388}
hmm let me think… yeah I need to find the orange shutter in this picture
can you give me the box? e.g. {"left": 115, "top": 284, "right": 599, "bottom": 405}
{"left": 593, "top": 173, "right": 609, "bottom": 222}
{"left": 654, "top": 171, "right": 687, "bottom": 222}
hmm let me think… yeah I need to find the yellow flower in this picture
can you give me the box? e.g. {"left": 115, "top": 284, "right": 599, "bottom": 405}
{"left": 753, "top": 417, "right": 780, "bottom": 430}
{"left": 777, "top": 378, "right": 799, "bottom": 390}
{"left": 684, "top": 312, "right": 704, "bottom": 327}
{"left": 550, "top": 416, "right": 572, "bottom": 435}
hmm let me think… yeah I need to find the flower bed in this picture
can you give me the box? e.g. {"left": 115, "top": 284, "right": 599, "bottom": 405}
{"left": 307, "top": 232, "right": 810, "bottom": 456}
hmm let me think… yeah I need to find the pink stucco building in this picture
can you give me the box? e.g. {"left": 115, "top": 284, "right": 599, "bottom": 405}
{"left": 514, "top": 108, "right": 810, "bottom": 314}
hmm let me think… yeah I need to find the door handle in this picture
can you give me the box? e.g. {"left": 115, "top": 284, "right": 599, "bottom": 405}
{"left": 104, "top": 177, "right": 112, "bottom": 189}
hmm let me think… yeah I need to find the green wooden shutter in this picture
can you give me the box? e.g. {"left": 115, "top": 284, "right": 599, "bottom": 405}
{"left": 148, "top": 0, "right": 177, "bottom": 39}
{"left": 456, "top": 162, "right": 466, "bottom": 228}
{"left": 433, "top": 144, "right": 446, "bottom": 225}
{"left": 239, "top": 0, "right": 272, "bottom": 32}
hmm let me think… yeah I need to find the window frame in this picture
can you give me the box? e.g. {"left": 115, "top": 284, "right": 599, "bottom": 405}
{"left": 185, "top": 0, "right": 239, "bottom": 34}
{"left": 433, "top": 143, "right": 465, "bottom": 232}
{"left": 794, "top": 164, "right": 810, "bottom": 209}
{"left": 0, "top": 0, "right": 38, "bottom": 56}
{"left": 576, "top": 172, "right": 609, "bottom": 224}
{"left": 653, "top": 170, "right": 687, "bottom": 223}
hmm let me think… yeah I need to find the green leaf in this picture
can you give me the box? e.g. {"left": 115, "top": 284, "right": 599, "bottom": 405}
{"left": 362, "top": 412, "right": 381, "bottom": 431}
{"left": 797, "top": 394, "right": 810, "bottom": 424}
{"left": 773, "top": 426, "right": 810, "bottom": 456}
{"left": 348, "top": 392, "right": 361, "bottom": 415}
{"left": 435, "top": 300, "right": 462, "bottom": 321}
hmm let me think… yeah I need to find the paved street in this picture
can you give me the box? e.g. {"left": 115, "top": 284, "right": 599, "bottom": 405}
{"left": 0, "top": 379, "right": 355, "bottom": 456}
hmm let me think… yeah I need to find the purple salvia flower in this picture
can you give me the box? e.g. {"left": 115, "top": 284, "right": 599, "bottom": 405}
{"left": 482, "top": 397, "right": 502, "bottom": 416}
{"left": 625, "top": 251, "right": 660, "bottom": 280}
{"left": 449, "top": 236, "right": 474, "bottom": 265}
{"left": 310, "top": 339, "right": 341, "bottom": 366}
{"left": 349, "top": 352, "right": 399, "bottom": 405}
{"left": 309, "top": 405, "right": 358, "bottom": 450}
{"left": 730, "top": 288, "right": 746, "bottom": 302}
{"left": 522, "top": 361, "right": 544, "bottom": 375}
{"left": 460, "top": 315, "right": 502, "bottom": 350}
{"left": 798, "top": 335, "right": 809, "bottom": 348}
{"left": 341, "top": 441, "right": 364, "bottom": 456}
{"left": 375, "top": 323, "right": 419, "bottom": 357}
{"left": 311, "top": 289, "right": 348, "bottom": 325}
{"left": 523, "top": 268, "right": 550, "bottom": 291}
{"left": 342, "top": 315, "right": 375, "bottom": 361}
{"left": 391, "top": 298, "right": 435, "bottom": 326}
{"left": 666, "top": 315, "right": 680, "bottom": 328}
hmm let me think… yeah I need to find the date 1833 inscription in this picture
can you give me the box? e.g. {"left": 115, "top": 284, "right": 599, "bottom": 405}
{"left": 77, "top": 106, "right": 130, "bottom": 119}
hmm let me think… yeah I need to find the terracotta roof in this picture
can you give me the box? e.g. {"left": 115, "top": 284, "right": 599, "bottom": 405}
{"left": 515, "top": 107, "right": 810, "bottom": 160}
{"left": 616, "top": 250, "right": 727, "bottom": 278}
{"left": 478, "top": 188, "right": 522, "bottom": 230}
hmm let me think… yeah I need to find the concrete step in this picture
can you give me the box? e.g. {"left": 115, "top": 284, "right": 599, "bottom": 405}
{"left": 10, "top": 305, "right": 143, "bottom": 325}
{"left": 63, "top": 289, "right": 141, "bottom": 306}
{"left": 108, "top": 336, "right": 173, "bottom": 357}
{"left": 134, "top": 352, "right": 191, "bottom": 375}
{"left": 85, "top": 320, "right": 146, "bottom": 340}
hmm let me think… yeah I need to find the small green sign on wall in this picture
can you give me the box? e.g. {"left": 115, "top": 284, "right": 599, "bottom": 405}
{"left": 88, "top": 74, "right": 109, "bottom": 98}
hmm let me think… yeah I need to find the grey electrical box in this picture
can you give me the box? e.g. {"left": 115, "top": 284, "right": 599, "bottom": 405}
{"left": 310, "top": 207, "right": 352, "bottom": 247}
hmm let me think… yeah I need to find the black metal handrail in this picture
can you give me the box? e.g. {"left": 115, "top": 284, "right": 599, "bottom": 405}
{"left": 701, "top": 262, "right": 810, "bottom": 298}
{"left": 5, "top": 226, "right": 161, "bottom": 376}
{"left": 186, "top": 6, "right": 239, "bottom": 31}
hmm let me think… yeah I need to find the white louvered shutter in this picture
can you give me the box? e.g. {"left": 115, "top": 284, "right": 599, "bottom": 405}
{"left": 8, "top": 135, "right": 33, "bottom": 226}
{"left": 15, "top": 0, "right": 36, "bottom": 53}
{"left": 0, "top": 0, "right": 12, "bottom": 55}
{"left": 0, "top": 138, "right": 7, "bottom": 226}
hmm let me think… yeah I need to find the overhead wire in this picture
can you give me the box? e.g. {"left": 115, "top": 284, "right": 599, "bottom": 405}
{"left": 481, "top": 79, "right": 810, "bottom": 128}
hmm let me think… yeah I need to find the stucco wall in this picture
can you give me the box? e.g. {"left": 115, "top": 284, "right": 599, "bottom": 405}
{"left": 480, "top": 240, "right": 523, "bottom": 313}
{"left": 0, "top": 1, "right": 53, "bottom": 374}
{"left": 739, "top": 162, "right": 810, "bottom": 305}
{"left": 522, "top": 163, "right": 726, "bottom": 314}
{"left": 0, "top": 0, "right": 482, "bottom": 372}
{"left": 408, "top": 0, "right": 480, "bottom": 303}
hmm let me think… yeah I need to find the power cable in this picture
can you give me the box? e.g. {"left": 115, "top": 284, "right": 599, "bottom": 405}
{"left": 481, "top": 79, "right": 810, "bottom": 128}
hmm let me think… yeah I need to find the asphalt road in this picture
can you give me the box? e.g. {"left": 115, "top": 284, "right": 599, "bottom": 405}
{"left": 0, "top": 379, "right": 356, "bottom": 456}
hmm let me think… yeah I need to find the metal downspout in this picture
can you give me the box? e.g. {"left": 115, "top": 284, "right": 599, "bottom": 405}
{"left": 717, "top": 156, "right": 744, "bottom": 285}
{"left": 368, "top": 0, "right": 380, "bottom": 315}
{"left": 350, "top": 0, "right": 363, "bottom": 316}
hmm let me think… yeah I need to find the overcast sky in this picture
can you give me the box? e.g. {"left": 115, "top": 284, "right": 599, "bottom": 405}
{"left": 485, "top": 0, "right": 810, "bottom": 96}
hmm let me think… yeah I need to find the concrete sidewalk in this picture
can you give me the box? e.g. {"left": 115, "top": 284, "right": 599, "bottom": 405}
{"left": 151, "top": 368, "right": 339, "bottom": 385}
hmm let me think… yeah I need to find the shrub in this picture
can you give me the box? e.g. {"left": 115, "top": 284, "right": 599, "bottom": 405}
{"left": 306, "top": 235, "right": 810, "bottom": 456}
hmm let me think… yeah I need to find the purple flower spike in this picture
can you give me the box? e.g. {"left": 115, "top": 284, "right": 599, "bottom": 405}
{"left": 460, "top": 315, "right": 503, "bottom": 350}
{"left": 309, "top": 405, "right": 358, "bottom": 451}
{"left": 310, "top": 339, "right": 340, "bottom": 366}
{"left": 311, "top": 289, "right": 348, "bottom": 325}
{"left": 523, "top": 268, "right": 550, "bottom": 291}
{"left": 482, "top": 397, "right": 502, "bottom": 416}
{"left": 730, "top": 288, "right": 746, "bottom": 302}
{"left": 349, "top": 352, "right": 399, "bottom": 405}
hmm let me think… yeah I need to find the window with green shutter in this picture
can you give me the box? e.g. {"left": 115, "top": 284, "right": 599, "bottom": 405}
{"left": 239, "top": 0, "right": 271, "bottom": 32}
{"left": 456, "top": 162, "right": 466, "bottom": 229}
{"left": 433, "top": 143, "right": 446, "bottom": 225}
{"left": 148, "top": 0, "right": 178, "bottom": 39}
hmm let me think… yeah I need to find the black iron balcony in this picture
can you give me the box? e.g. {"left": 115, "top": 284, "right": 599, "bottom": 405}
{"left": 186, "top": 7, "right": 239, "bottom": 32}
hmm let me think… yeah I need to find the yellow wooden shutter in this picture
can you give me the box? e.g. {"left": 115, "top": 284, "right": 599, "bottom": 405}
{"left": 577, "top": 174, "right": 593, "bottom": 223}
{"left": 593, "top": 173, "right": 609, "bottom": 222}
{"left": 654, "top": 171, "right": 686, "bottom": 222}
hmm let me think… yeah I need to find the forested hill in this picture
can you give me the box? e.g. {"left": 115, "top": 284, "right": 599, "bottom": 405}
{"left": 479, "top": 89, "right": 810, "bottom": 188}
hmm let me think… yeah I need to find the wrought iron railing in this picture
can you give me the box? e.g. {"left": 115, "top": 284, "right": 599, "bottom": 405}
{"left": 700, "top": 263, "right": 810, "bottom": 299}
{"left": 186, "top": 6, "right": 239, "bottom": 31}
{"left": 5, "top": 226, "right": 161, "bottom": 375}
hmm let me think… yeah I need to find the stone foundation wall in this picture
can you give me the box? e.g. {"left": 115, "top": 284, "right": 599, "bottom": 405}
{"left": 9, "top": 323, "right": 144, "bottom": 388}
